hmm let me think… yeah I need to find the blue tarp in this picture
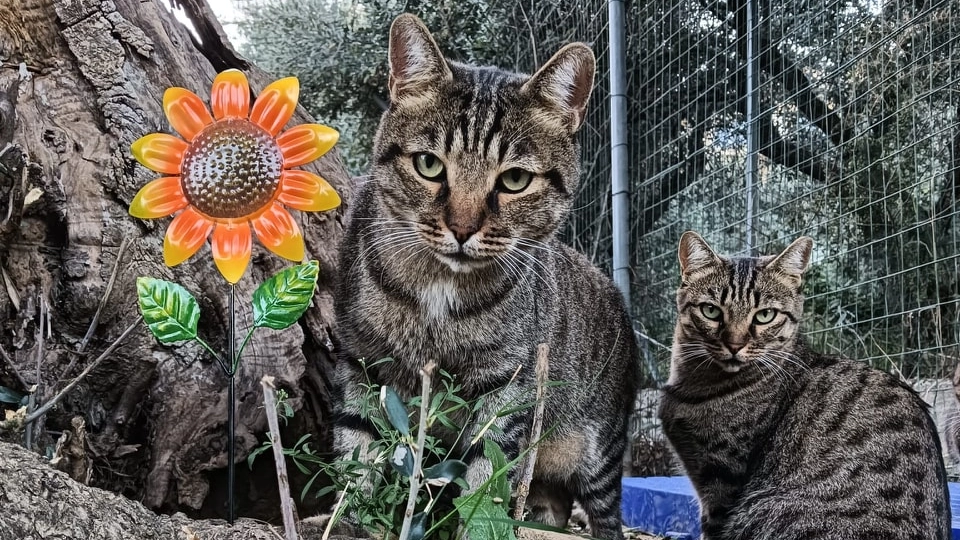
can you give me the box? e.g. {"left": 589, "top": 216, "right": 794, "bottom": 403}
{"left": 622, "top": 476, "right": 960, "bottom": 539}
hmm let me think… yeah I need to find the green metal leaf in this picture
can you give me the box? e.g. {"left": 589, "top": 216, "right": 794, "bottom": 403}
{"left": 252, "top": 261, "right": 319, "bottom": 330}
{"left": 423, "top": 459, "right": 468, "bottom": 486}
{"left": 137, "top": 277, "right": 200, "bottom": 343}
{"left": 388, "top": 444, "right": 414, "bottom": 477}
{"left": 382, "top": 386, "right": 410, "bottom": 436}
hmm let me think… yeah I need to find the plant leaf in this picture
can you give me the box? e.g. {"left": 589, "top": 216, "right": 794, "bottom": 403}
{"left": 382, "top": 386, "right": 410, "bottom": 436}
{"left": 252, "top": 260, "right": 319, "bottom": 330}
{"left": 247, "top": 441, "right": 271, "bottom": 469}
{"left": 423, "top": 459, "right": 468, "bottom": 486}
{"left": 408, "top": 512, "right": 427, "bottom": 540}
{"left": 483, "top": 438, "right": 511, "bottom": 501}
{"left": 454, "top": 490, "right": 517, "bottom": 540}
{"left": 137, "top": 277, "right": 200, "bottom": 343}
{"left": 0, "top": 385, "right": 23, "bottom": 404}
{"left": 389, "top": 444, "right": 414, "bottom": 477}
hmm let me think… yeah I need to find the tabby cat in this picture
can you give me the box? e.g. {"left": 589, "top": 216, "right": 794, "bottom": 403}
{"left": 335, "top": 15, "right": 639, "bottom": 538}
{"left": 331, "top": 13, "right": 638, "bottom": 539}
{"left": 659, "top": 231, "right": 951, "bottom": 540}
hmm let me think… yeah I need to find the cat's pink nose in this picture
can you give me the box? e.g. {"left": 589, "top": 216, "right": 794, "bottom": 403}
{"left": 448, "top": 223, "right": 478, "bottom": 245}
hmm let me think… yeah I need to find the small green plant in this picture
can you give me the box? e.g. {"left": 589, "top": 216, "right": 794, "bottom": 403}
{"left": 250, "top": 359, "right": 553, "bottom": 540}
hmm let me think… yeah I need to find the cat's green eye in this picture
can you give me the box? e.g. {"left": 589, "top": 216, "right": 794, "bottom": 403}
{"left": 754, "top": 309, "right": 778, "bottom": 324}
{"left": 699, "top": 303, "right": 723, "bottom": 321}
{"left": 413, "top": 153, "right": 445, "bottom": 180}
{"left": 498, "top": 168, "right": 533, "bottom": 193}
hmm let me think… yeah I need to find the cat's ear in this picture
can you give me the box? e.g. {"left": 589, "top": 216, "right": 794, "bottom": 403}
{"left": 678, "top": 231, "right": 720, "bottom": 276}
{"left": 388, "top": 14, "right": 452, "bottom": 103}
{"left": 768, "top": 236, "right": 814, "bottom": 281}
{"left": 522, "top": 43, "right": 595, "bottom": 132}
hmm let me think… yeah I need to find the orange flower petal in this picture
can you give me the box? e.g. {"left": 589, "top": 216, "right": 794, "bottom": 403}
{"left": 131, "top": 133, "right": 187, "bottom": 175}
{"left": 211, "top": 69, "right": 251, "bottom": 120}
{"left": 163, "top": 87, "right": 213, "bottom": 141}
{"left": 163, "top": 207, "right": 214, "bottom": 267}
{"left": 129, "top": 176, "right": 188, "bottom": 219}
{"left": 249, "top": 77, "right": 299, "bottom": 137}
{"left": 251, "top": 203, "right": 305, "bottom": 262}
{"left": 211, "top": 222, "right": 252, "bottom": 284}
{"left": 278, "top": 170, "right": 341, "bottom": 212}
{"left": 276, "top": 124, "right": 339, "bottom": 167}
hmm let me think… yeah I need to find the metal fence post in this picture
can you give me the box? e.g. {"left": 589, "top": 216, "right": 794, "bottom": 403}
{"left": 609, "top": 0, "right": 631, "bottom": 307}
{"left": 745, "top": 0, "right": 760, "bottom": 253}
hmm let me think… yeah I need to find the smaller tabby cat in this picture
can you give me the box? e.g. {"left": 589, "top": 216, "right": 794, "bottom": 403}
{"left": 659, "top": 231, "right": 951, "bottom": 540}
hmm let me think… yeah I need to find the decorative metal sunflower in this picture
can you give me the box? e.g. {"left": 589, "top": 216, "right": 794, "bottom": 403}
{"left": 129, "top": 69, "right": 340, "bottom": 283}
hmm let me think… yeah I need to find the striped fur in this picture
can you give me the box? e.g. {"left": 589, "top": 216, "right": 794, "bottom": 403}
{"left": 331, "top": 14, "right": 639, "bottom": 539}
{"left": 659, "top": 231, "right": 951, "bottom": 540}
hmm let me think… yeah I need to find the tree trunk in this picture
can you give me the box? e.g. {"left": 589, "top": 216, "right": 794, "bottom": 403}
{"left": 0, "top": 0, "right": 351, "bottom": 522}
{"left": 0, "top": 439, "right": 366, "bottom": 538}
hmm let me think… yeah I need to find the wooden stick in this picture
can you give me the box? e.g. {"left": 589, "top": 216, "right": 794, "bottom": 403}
{"left": 513, "top": 343, "right": 550, "bottom": 521}
{"left": 398, "top": 360, "right": 436, "bottom": 540}
{"left": 260, "top": 375, "right": 299, "bottom": 540}
{"left": 59, "top": 238, "right": 130, "bottom": 383}
{"left": 25, "top": 292, "right": 47, "bottom": 449}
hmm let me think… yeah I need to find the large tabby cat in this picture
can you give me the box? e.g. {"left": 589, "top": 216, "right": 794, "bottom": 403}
{"left": 659, "top": 231, "right": 951, "bottom": 540}
{"left": 332, "top": 13, "right": 639, "bottom": 539}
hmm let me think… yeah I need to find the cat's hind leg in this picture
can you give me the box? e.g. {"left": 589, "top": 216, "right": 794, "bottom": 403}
{"left": 526, "top": 479, "right": 574, "bottom": 528}
{"left": 570, "top": 436, "right": 627, "bottom": 540}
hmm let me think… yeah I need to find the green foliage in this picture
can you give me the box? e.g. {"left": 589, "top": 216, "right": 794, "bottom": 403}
{"left": 249, "top": 360, "right": 550, "bottom": 540}
{"left": 237, "top": 0, "right": 518, "bottom": 174}
{"left": 252, "top": 260, "right": 320, "bottom": 330}
{"left": 453, "top": 440, "right": 516, "bottom": 540}
{"left": 136, "top": 277, "right": 200, "bottom": 343}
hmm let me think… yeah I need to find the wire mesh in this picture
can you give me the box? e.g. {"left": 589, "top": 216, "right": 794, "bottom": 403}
{"left": 473, "top": 0, "right": 616, "bottom": 268}
{"left": 629, "top": 0, "right": 960, "bottom": 472}
{"left": 216, "top": 0, "right": 960, "bottom": 474}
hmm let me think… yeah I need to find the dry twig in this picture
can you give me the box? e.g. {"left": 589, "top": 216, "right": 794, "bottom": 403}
{"left": 25, "top": 317, "right": 142, "bottom": 424}
{"left": 514, "top": 343, "right": 550, "bottom": 521}
{"left": 398, "top": 360, "right": 437, "bottom": 540}
{"left": 260, "top": 375, "right": 299, "bottom": 540}
{"left": 0, "top": 341, "right": 28, "bottom": 390}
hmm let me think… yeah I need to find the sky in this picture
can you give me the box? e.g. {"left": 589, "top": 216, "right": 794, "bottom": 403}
{"left": 162, "top": 0, "right": 246, "bottom": 47}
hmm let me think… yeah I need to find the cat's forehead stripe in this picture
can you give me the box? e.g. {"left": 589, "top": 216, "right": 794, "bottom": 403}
{"left": 730, "top": 258, "right": 757, "bottom": 302}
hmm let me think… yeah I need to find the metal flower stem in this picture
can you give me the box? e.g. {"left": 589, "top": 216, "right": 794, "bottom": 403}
{"left": 227, "top": 283, "right": 237, "bottom": 524}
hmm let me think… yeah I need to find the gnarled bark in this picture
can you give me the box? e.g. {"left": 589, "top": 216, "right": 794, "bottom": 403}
{"left": 0, "top": 0, "right": 351, "bottom": 521}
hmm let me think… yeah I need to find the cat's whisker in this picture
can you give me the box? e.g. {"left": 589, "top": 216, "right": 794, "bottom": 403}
{"left": 355, "top": 233, "right": 423, "bottom": 276}
{"left": 501, "top": 248, "right": 559, "bottom": 298}
{"left": 756, "top": 355, "right": 795, "bottom": 386}
{"left": 514, "top": 237, "right": 575, "bottom": 265}
{"left": 354, "top": 230, "right": 420, "bottom": 265}
{"left": 761, "top": 350, "right": 809, "bottom": 373}
{"left": 493, "top": 251, "right": 526, "bottom": 286}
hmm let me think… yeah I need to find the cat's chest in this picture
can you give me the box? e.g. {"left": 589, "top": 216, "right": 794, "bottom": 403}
{"left": 354, "top": 278, "right": 524, "bottom": 362}
{"left": 660, "top": 386, "right": 782, "bottom": 449}
{"left": 416, "top": 281, "right": 462, "bottom": 320}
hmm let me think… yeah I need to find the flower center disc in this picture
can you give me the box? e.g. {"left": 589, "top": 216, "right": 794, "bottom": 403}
{"left": 181, "top": 119, "right": 283, "bottom": 219}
